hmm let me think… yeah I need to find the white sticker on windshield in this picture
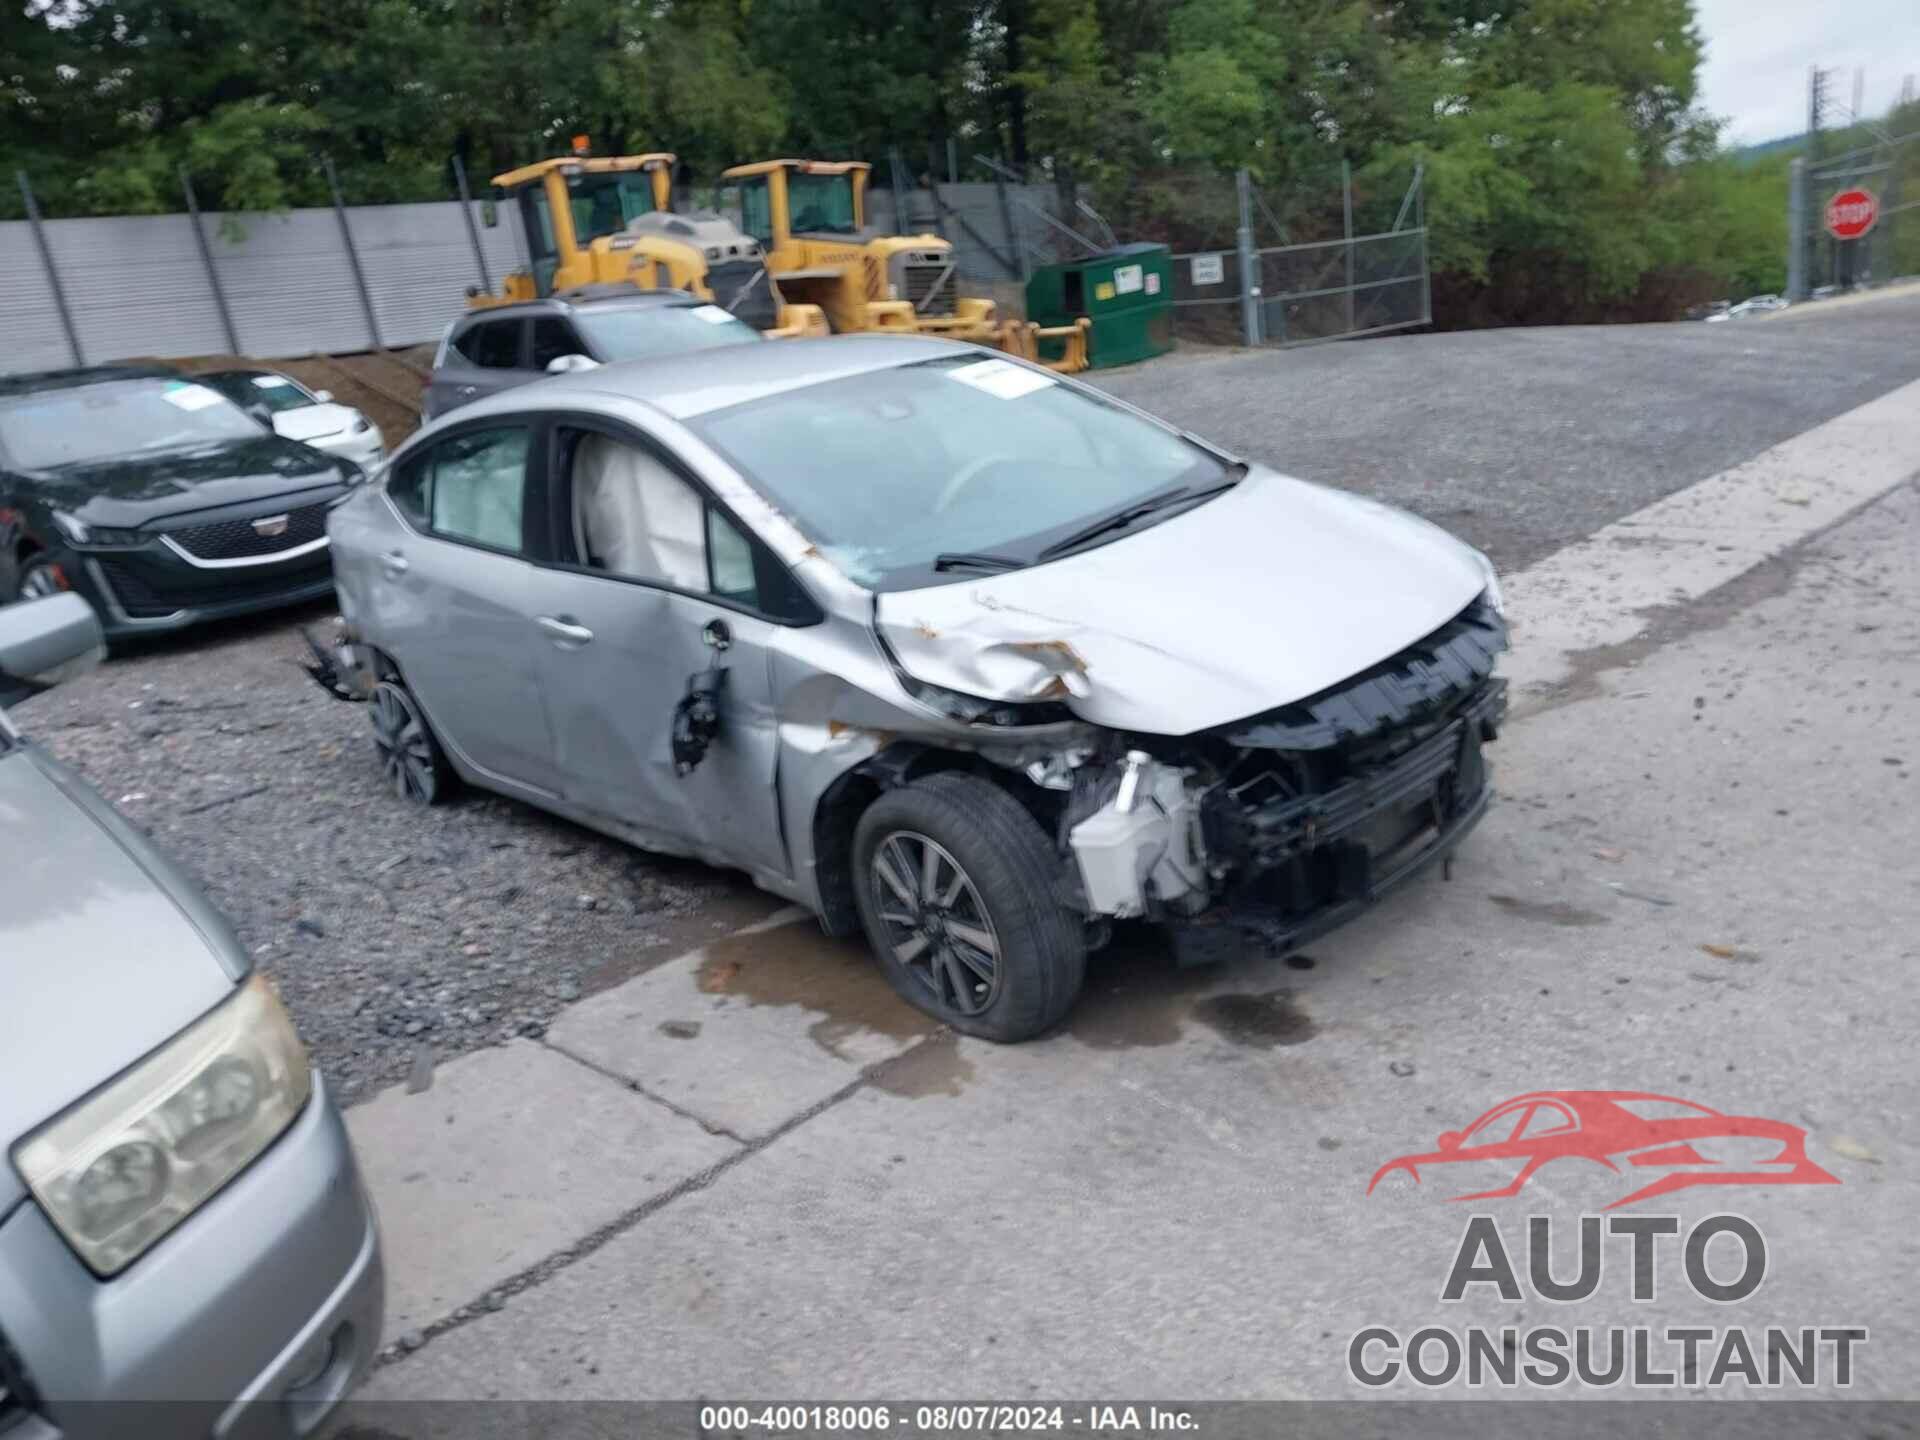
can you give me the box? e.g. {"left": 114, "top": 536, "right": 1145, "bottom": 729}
{"left": 250, "top": 374, "right": 293, "bottom": 388}
{"left": 691, "top": 304, "right": 738, "bottom": 325}
{"left": 162, "top": 384, "right": 224, "bottom": 411}
{"left": 947, "top": 358, "right": 1056, "bottom": 401}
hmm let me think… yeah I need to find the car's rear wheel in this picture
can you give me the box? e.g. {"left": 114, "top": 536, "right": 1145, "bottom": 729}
{"left": 369, "top": 678, "right": 455, "bottom": 805}
{"left": 852, "top": 771, "right": 1086, "bottom": 1041}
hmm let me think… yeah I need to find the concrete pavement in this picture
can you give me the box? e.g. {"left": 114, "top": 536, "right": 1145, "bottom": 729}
{"left": 338, "top": 370, "right": 1920, "bottom": 1422}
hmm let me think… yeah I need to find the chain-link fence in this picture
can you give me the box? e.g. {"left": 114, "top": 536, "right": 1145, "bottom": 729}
{"left": 1790, "top": 127, "right": 1920, "bottom": 299}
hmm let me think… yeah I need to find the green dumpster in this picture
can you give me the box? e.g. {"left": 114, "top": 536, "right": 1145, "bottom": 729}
{"left": 1025, "top": 242, "right": 1174, "bottom": 369}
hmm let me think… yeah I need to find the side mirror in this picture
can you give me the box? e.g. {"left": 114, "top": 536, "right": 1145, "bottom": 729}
{"left": 1437, "top": 1130, "right": 1463, "bottom": 1153}
{"left": 314, "top": 388, "right": 335, "bottom": 403}
{"left": 246, "top": 402, "right": 274, "bottom": 427}
{"left": 546, "top": 354, "right": 601, "bottom": 374}
{"left": 0, "top": 592, "right": 104, "bottom": 703}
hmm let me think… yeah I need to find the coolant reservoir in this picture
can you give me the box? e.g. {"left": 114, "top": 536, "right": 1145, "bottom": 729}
{"left": 1070, "top": 804, "right": 1169, "bottom": 919}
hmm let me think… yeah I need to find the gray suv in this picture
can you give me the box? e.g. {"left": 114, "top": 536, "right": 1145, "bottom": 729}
{"left": 423, "top": 291, "right": 762, "bottom": 420}
{"left": 0, "top": 594, "right": 382, "bottom": 1438}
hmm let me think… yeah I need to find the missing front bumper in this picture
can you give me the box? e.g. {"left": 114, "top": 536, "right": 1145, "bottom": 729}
{"left": 1169, "top": 678, "right": 1507, "bottom": 967}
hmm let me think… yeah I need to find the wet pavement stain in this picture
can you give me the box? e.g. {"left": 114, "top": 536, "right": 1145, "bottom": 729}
{"left": 871, "top": 1032, "right": 976, "bottom": 1099}
{"left": 1192, "top": 990, "right": 1318, "bottom": 1049}
{"left": 1066, "top": 925, "right": 1218, "bottom": 1049}
{"left": 1489, "top": 894, "right": 1611, "bottom": 927}
{"left": 695, "top": 921, "right": 935, "bottom": 1059}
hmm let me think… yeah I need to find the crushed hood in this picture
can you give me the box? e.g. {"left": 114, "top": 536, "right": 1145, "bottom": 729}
{"left": 875, "top": 468, "right": 1490, "bottom": 736}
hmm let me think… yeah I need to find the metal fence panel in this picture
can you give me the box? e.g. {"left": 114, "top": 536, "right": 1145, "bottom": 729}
{"left": 0, "top": 219, "right": 79, "bottom": 369}
{"left": 0, "top": 198, "right": 530, "bottom": 374}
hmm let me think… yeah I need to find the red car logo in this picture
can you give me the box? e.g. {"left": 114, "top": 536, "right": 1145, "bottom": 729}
{"left": 1367, "top": 1090, "right": 1840, "bottom": 1210}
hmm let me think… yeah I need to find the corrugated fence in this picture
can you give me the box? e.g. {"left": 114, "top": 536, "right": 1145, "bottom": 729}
{"left": 3, "top": 183, "right": 1076, "bottom": 375}
{"left": 3, "top": 201, "right": 528, "bottom": 373}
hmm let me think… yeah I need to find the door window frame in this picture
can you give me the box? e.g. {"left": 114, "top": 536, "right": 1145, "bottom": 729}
{"left": 535, "top": 410, "right": 822, "bottom": 627}
{"left": 383, "top": 415, "right": 554, "bottom": 563}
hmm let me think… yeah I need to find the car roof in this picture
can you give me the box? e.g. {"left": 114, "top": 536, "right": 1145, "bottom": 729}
{"left": 529, "top": 334, "right": 980, "bottom": 421}
{"left": 0, "top": 364, "right": 180, "bottom": 398}
{"left": 458, "top": 291, "right": 706, "bottom": 325}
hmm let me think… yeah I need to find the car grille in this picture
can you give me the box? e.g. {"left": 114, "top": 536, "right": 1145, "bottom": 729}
{"left": 903, "top": 261, "right": 956, "bottom": 314}
{"left": 93, "top": 556, "right": 327, "bottom": 619}
{"left": 0, "top": 1324, "right": 35, "bottom": 1431}
{"left": 164, "top": 501, "right": 329, "bottom": 561}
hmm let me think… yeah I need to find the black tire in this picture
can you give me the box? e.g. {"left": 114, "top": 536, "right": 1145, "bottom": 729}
{"left": 851, "top": 770, "right": 1086, "bottom": 1041}
{"left": 368, "top": 678, "right": 457, "bottom": 805}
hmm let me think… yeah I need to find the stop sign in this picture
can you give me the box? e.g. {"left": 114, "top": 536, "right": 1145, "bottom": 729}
{"left": 1825, "top": 188, "right": 1880, "bottom": 240}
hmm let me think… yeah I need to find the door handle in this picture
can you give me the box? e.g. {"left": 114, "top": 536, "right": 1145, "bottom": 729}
{"left": 536, "top": 615, "right": 594, "bottom": 646}
{"left": 380, "top": 550, "right": 409, "bottom": 576}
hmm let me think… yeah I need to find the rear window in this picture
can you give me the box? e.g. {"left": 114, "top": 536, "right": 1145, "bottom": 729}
{"left": 574, "top": 305, "right": 762, "bottom": 361}
{"left": 0, "top": 378, "right": 261, "bottom": 469}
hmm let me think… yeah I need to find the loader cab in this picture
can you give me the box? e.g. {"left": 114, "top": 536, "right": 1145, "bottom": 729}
{"left": 492, "top": 154, "right": 677, "bottom": 300}
{"left": 720, "top": 160, "right": 869, "bottom": 254}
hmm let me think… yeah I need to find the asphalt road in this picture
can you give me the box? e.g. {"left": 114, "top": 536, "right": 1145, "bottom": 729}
{"left": 1093, "top": 293, "right": 1920, "bottom": 569}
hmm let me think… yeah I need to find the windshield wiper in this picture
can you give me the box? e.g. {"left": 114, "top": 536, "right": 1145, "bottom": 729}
{"left": 932, "top": 550, "right": 1026, "bottom": 573}
{"left": 1035, "top": 473, "right": 1242, "bottom": 562}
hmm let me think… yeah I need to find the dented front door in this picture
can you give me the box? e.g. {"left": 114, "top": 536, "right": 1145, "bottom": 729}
{"left": 522, "top": 564, "right": 787, "bottom": 878}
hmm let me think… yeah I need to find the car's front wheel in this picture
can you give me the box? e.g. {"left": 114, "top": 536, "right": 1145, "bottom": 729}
{"left": 369, "top": 678, "right": 455, "bottom": 805}
{"left": 852, "top": 771, "right": 1086, "bottom": 1041}
{"left": 12, "top": 552, "right": 70, "bottom": 603}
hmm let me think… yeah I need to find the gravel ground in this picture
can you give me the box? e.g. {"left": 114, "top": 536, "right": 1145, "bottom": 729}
{"left": 22, "top": 604, "right": 781, "bottom": 1107}
{"left": 1092, "top": 291, "right": 1920, "bottom": 569}
{"left": 18, "top": 297, "right": 1920, "bottom": 1107}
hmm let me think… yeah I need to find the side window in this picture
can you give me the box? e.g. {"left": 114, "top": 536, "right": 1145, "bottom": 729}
{"left": 470, "top": 321, "right": 524, "bottom": 370}
{"left": 1468, "top": 1108, "right": 1528, "bottom": 1146}
{"left": 737, "top": 177, "right": 773, "bottom": 246}
{"left": 562, "top": 428, "right": 813, "bottom": 621}
{"left": 1520, "top": 1104, "right": 1575, "bottom": 1140}
{"left": 387, "top": 452, "right": 430, "bottom": 527}
{"left": 427, "top": 428, "right": 530, "bottom": 552}
{"left": 531, "top": 317, "right": 584, "bottom": 370}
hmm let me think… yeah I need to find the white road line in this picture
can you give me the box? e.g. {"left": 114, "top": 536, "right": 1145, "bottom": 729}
{"left": 1499, "top": 375, "right": 1920, "bottom": 696}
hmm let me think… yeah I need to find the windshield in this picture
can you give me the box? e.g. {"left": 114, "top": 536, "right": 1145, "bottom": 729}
{"left": 693, "top": 356, "right": 1226, "bottom": 588}
{"left": 207, "top": 372, "right": 314, "bottom": 414}
{"left": 577, "top": 305, "right": 763, "bottom": 360}
{"left": 788, "top": 171, "right": 858, "bottom": 235}
{"left": 567, "top": 172, "right": 658, "bottom": 243}
{"left": 0, "top": 378, "right": 263, "bottom": 469}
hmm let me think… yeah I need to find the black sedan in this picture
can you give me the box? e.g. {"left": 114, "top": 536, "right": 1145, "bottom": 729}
{"left": 0, "top": 365, "right": 360, "bottom": 640}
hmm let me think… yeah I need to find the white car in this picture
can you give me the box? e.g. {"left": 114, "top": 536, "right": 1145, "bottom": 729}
{"left": 198, "top": 368, "right": 386, "bottom": 472}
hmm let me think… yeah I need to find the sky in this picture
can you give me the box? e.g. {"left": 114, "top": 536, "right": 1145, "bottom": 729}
{"left": 1693, "top": 0, "right": 1920, "bottom": 146}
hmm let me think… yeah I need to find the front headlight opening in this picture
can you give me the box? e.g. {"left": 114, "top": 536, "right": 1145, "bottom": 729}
{"left": 13, "top": 974, "right": 311, "bottom": 1276}
{"left": 51, "top": 511, "right": 146, "bottom": 548}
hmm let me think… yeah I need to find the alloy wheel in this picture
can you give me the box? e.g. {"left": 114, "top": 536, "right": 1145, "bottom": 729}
{"left": 369, "top": 681, "right": 439, "bottom": 804}
{"left": 868, "top": 830, "right": 1002, "bottom": 1016}
{"left": 18, "top": 561, "right": 67, "bottom": 600}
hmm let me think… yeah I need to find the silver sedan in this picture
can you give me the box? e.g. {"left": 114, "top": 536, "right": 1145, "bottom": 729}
{"left": 318, "top": 337, "right": 1508, "bottom": 1040}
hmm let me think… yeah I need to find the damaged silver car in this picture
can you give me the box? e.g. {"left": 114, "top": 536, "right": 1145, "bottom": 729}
{"left": 314, "top": 337, "right": 1507, "bottom": 1040}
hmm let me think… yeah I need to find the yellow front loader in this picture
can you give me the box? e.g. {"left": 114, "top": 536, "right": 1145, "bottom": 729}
{"left": 474, "top": 153, "right": 825, "bottom": 337}
{"left": 716, "top": 158, "right": 1087, "bottom": 369}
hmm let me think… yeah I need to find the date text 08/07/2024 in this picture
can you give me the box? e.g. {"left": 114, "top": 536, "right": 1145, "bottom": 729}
{"left": 698, "top": 1404, "right": 1200, "bottom": 1432}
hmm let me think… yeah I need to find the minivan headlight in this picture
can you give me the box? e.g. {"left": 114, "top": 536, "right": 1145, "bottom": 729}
{"left": 13, "top": 974, "right": 311, "bottom": 1276}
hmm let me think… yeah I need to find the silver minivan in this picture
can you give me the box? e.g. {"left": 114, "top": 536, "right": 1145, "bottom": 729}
{"left": 319, "top": 336, "right": 1507, "bottom": 1041}
{"left": 0, "top": 593, "right": 382, "bottom": 1438}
